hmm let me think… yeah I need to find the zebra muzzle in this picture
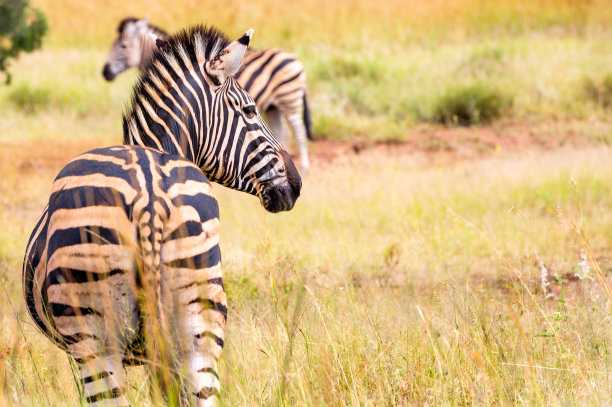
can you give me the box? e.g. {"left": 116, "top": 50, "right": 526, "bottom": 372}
{"left": 259, "top": 150, "right": 301, "bottom": 213}
{"left": 102, "top": 64, "right": 116, "bottom": 81}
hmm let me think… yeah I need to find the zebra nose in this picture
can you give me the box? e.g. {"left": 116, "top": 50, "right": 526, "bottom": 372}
{"left": 280, "top": 149, "right": 301, "bottom": 202}
{"left": 292, "top": 174, "right": 302, "bottom": 198}
{"left": 102, "top": 64, "right": 115, "bottom": 81}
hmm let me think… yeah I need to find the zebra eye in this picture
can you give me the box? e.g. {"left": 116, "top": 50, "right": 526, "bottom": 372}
{"left": 242, "top": 105, "right": 257, "bottom": 119}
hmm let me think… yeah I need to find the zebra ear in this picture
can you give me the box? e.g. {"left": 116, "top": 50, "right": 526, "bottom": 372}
{"left": 205, "top": 29, "right": 253, "bottom": 85}
{"left": 125, "top": 19, "right": 147, "bottom": 38}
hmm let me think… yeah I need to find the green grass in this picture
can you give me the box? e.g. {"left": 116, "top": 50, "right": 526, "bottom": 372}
{"left": 431, "top": 83, "right": 511, "bottom": 126}
{"left": 582, "top": 73, "right": 612, "bottom": 109}
{"left": 0, "top": 0, "right": 608, "bottom": 140}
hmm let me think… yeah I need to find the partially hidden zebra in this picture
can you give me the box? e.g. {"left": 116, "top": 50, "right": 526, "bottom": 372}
{"left": 102, "top": 17, "right": 313, "bottom": 173}
{"left": 24, "top": 26, "right": 301, "bottom": 406}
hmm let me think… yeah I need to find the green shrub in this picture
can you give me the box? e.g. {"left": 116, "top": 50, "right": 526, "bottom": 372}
{"left": 0, "top": 0, "right": 47, "bottom": 84}
{"left": 431, "top": 83, "right": 512, "bottom": 126}
{"left": 8, "top": 82, "right": 50, "bottom": 113}
{"left": 455, "top": 46, "right": 506, "bottom": 79}
{"left": 581, "top": 74, "right": 612, "bottom": 108}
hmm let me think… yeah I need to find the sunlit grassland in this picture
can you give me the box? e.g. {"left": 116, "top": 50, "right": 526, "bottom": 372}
{"left": 1, "top": 0, "right": 612, "bottom": 405}
{"left": 1, "top": 140, "right": 611, "bottom": 405}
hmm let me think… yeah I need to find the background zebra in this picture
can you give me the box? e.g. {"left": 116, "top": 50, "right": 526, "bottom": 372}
{"left": 102, "top": 17, "right": 314, "bottom": 173}
{"left": 102, "top": 17, "right": 168, "bottom": 81}
{"left": 24, "top": 26, "right": 301, "bottom": 406}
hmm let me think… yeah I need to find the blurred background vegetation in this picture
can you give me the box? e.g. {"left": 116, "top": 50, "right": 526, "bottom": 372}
{"left": 0, "top": 0, "right": 47, "bottom": 84}
{"left": 1, "top": 0, "right": 611, "bottom": 142}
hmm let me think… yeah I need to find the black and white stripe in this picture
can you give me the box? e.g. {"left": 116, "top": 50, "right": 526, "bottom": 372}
{"left": 235, "top": 48, "right": 312, "bottom": 171}
{"left": 123, "top": 25, "right": 301, "bottom": 212}
{"left": 24, "top": 146, "right": 225, "bottom": 406}
{"left": 103, "top": 18, "right": 313, "bottom": 172}
{"left": 24, "top": 26, "right": 301, "bottom": 406}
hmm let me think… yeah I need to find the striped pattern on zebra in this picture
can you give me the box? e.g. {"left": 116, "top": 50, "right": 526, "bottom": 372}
{"left": 103, "top": 17, "right": 313, "bottom": 172}
{"left": 24, "top": 26, "right": 301, "bottom": 406}
{"left": 123, "top": 25, "right": 301, "bottom": 211}
{"left": 24, "top": 146, "right": 225, "bottom": 405}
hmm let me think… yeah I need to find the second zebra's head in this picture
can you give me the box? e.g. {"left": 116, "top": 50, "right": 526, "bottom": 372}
{"left": 102, "top": 17, "right": 161, "bottom": 81}
{"left": 123, "top": 26, "right": 301, "bottom": 213}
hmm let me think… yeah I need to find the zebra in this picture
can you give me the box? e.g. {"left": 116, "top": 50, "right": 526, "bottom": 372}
{"left": 24, "top": 26, "right": 301, "bottom": 406}
{"left": 102, "top": 17, "right": 313, "bottom": 173}
{"left": 102, "top": 17, "right": 168, "bottom": 81}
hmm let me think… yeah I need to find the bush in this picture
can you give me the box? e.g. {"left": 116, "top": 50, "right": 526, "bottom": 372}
{"left": 581, "top": 74, "right": 612, "bottom": 108}
{"left": 8, "top": 82, "right": 51, "bottom": 113}
{"left": 313, "top": 54, "right": 387, "bottom": 83}
{"left": 431, "top": 83, "right": 511, "bottom": 126}
{"left": 0, "top": 0, "right": 47, "bottom": 84}
{"left": 455, "top": 46, "right": 506, "bottom": 79}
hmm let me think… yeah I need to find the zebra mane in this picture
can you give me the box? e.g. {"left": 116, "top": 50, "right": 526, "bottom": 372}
{"left": 117, "top": 16, "right": 168, "bottom": 38}
{"left": 152, "top": 24, "right": 231, "bottom": 64}
{"left": 122, "top": 25, "right": 231, "bottom": 145}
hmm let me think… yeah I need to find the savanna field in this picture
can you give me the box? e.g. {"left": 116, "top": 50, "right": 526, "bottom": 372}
{"left": 1, "top": 0, "right": 612, "bottom": 405}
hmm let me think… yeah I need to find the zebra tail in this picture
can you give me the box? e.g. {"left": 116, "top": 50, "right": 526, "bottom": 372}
{"left": 303, "top": 92, "right": 314, "bottom": 141}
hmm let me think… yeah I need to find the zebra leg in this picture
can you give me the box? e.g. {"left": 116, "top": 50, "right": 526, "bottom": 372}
{"left": 158, "top": 265, "right": 226, "bottom": 407}
{"left": 285, "top": 110, "right": 310, "bottom": 173}
{"left": 77, "top": 354, "right": 129, "bottom": 406}
{"left": 160, "top": 213, "right": 226, "bottom": 406}
{"left": 265, "top": 107, "right": 290, "bottom": 149}
{"left": 183, "top": 275, "right": 226, "bottom": 407}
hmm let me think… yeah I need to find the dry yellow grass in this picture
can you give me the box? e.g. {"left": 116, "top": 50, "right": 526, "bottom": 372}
{"left": 1, "top": 136, "right": 611, "bottom": 405}
{"left": 30, "top": 0, "right": 612, "bottom": 49}
{"left": 1, "top": 0, "right": 611, "bottom": 405}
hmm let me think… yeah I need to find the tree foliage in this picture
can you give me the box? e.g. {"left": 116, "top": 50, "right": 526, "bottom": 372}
{"left": 0, "top": 0, "right": 47, "bottom": 84}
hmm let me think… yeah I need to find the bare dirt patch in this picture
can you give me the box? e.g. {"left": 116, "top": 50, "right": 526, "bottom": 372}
{"left": 306, "top": 120, "right": 612, "bottom": 167}
{"left": 1, "top": 138, "right": 108, "bottom": 176}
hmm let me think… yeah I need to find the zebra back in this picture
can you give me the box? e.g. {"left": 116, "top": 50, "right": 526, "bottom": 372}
{"left": 235, "top": 48, "right": 306, "bottom": 113}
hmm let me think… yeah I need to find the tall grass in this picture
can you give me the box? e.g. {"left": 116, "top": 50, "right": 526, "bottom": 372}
{"left": 28, "top": 0, "right": 612, "bottom": 49}
{"left": 1, "top": 139, "right": 611, "bottom": 404}
{"left": 1, "top": 1, "right": 612, "bottom": 405}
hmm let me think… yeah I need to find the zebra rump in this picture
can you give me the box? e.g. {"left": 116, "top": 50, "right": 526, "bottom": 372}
{"left": 23, "top": 145, "right": 226, "bottom": 405}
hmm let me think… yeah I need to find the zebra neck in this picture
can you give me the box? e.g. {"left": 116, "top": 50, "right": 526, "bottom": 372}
{"left": 123, "top": 84, "right": 211, "bottom": 169}
{"left": 138, "top": 29, "right": 167, "bottom": 72}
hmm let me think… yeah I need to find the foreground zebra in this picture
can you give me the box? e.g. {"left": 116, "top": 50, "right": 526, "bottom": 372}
{"left": 24, "top": 26, "right": 301, "bottom": 406}
{"left": 103, "top": 17, "right": 313, "bottom": 172}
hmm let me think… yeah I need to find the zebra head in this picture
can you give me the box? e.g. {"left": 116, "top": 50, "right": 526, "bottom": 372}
{"left": 102, "top": 18, "right": 161, "bottom": 81}
{"left": 123, "top": 26, "right": 301, "bottom": 213}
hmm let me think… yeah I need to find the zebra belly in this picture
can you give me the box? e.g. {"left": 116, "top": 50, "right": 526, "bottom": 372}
{"left": 236, "top": 49, "right": 305, "bottom": 114}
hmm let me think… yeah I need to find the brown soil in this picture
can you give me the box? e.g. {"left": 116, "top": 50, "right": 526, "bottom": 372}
{"left": 306, "top": 120, "right": 612, "bottom": 167}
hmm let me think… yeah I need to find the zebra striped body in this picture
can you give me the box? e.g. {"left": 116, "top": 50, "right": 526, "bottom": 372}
{"left": 26, "top": 26, "right": 301, "bottom": 406}
{"left": 235, "top": 48, "right": 312, "bottom": 171}
{"left": 103, "top": 17, "right": 312, "bottom": 172}
{"left": 24, "top": 145, "right": 225, "bottom": 405}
